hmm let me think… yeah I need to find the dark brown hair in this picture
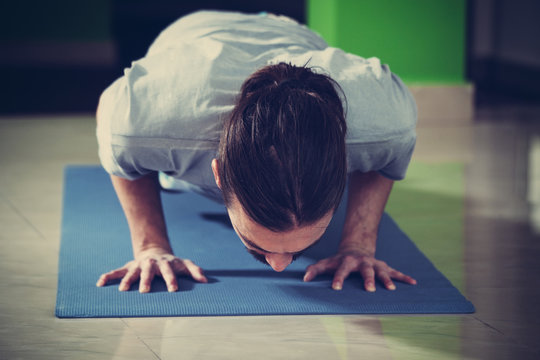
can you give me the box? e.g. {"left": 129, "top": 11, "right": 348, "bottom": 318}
{"left": 218, "top": 62, "right": 347, "bottom": 232}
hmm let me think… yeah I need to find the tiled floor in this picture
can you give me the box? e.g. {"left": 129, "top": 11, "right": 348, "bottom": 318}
{"left": 0, "top": 107, "right": 539, "bottom": 359}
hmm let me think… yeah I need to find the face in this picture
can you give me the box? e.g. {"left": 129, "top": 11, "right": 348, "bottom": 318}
{"left": 226, "top": 199, "right": 333, "bottom": 272}
{"left": 212, "top": 156, "right": 332, "bottom": 272}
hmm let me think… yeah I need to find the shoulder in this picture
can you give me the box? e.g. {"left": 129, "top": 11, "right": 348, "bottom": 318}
{"left": 269, "top": 47, "right": 418, "bottom": 178}
{"left": 270, "top": 47, "right": 417, "bottom": 142}
{"left": 148, "top": 10, "right": 327, "bottom": 56}
{"left": 321, "top": 49, "right": 417, "bottom": 142}
{"left": 97, "top": 42, "right": 240, "bottom": 142}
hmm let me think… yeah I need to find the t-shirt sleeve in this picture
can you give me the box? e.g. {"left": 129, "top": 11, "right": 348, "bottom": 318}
{"left": 96, "top": 76, "right": 128, "bottom": 178}
{"left": 96, "top": 75, "right": 173, "bottom": 180}
{"left": 346, "top": 129, "right": 416, "bottom": 181}
{"left": 337, "top": 55, "right": 417, "bottom": 181}
{"left": 96, "top": 37, "right": 237, "bottom": 181}
{"left": 374, "top": 73, "right": 417, "bottom": 180}
{"left": 377, "top": 131, "right": 416, "bottom": 180}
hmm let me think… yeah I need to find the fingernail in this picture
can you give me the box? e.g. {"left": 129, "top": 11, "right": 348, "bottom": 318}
{"left": 332, "top": 283, "right": 342, "bottom": 291}
{"left": 388, "top": 284, "right": 396, "bottom": 290}
{"left": 168, "top": 286, "right": 178, "bottom": 292}
{"left": 367, "top": 285, "right": 376, "bottom": 292}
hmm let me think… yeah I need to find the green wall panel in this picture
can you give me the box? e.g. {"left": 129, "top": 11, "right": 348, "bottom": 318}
{"left": 306, "top": 0, "right": 339, "bottom": 48}
{"left": 307, "top": 0, "right": 466, "bottom": 84}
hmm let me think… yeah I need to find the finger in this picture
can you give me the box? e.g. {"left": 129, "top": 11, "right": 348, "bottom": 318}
{"left": 303, "top": 259, "right": 333, "bottom": 282}
{"left": 389, "top": 269, "right": 417, "bottom": 285}
{"left": 359, "top": 263, "right": 376, "bottom": 292}
{"left": 178, "top": 259, "right": 208, "bottom": 283}
{"left": 158, "top": 260, "right": 179, "bottom": 292}
{"left": 377, "top": 272, "right": 396, "bottom": 291}
{"left": 331, "top": 256, "right": 359, "bottom": 290}
{"left": 96, "top": 268, "right": 128, "bottom": 287}
{"left": 303, "top": 267, "right": 316, "bottom": 282}
{"left": 118, "top": 267, "right": 141, "bottom": 292}
{"left": 139, "top": 259, "right": 157, "bottom": 293}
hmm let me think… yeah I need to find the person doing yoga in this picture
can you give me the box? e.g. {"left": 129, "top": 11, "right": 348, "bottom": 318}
{"left": 95, "top": 10, "right": 418, "bottom": 293}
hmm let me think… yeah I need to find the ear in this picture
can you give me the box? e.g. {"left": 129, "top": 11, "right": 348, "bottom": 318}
{"left": 211, "top": 158, "right": 222, "bottom": 189}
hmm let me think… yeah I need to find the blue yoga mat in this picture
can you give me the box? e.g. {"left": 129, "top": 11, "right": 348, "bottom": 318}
{"left": 55, "top": 166, "right": 474, "bottom": 318}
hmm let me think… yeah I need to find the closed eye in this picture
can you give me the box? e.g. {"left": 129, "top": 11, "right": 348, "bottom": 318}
{"left": 246, "top": 248, "right": 270, "bottom": 266}
{"left": 245, "top": 248, "right": 303, "bottom": 265}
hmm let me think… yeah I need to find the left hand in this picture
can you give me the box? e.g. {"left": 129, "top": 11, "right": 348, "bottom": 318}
{"left": 303, "top": 250, "right": 417, "bottom": 291}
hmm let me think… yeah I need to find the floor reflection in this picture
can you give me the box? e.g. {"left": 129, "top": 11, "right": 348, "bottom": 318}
{"left": 2, "top": 106, "right": 540, "bottom": 359}
{"left": 528, "top": 134, "right": 540, "bottom": 234}
{"left": 462, "top": 108, "right": 540, "bottom": 359}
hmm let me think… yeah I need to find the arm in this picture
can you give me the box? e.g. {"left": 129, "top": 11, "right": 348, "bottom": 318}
{"left": 111, "top": 172, "right": 172, "bottom": 257}
{"left": 304, "top": 171, "right": 416, "bottom": 291}
{"left": 340, "top": 170, "right": 393, "bottom": 258}
{"left": 96, "top": 173, "right": 207, "bottom": 292}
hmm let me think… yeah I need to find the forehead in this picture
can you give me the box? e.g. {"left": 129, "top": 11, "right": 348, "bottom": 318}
{"left": 228, "top": 201, "right": 332, "bottom": 254}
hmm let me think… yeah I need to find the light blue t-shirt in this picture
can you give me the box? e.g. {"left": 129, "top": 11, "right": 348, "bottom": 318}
{"left": 96, "top": 11, "right": 417, "bottom": 201}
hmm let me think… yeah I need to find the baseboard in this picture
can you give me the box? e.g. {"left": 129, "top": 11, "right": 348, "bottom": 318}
{"left": 409, "top": 84, "right": 475, "bottom": 126}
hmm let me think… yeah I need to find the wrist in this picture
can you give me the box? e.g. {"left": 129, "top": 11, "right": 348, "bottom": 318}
{"left": 133, "top": 233, "right": 173, "bottom": 259}
{"left": 135, "top": 245, "right": 173, "bottom": 259}
{"left": 337, "top": 246, "right": 375, "bottom": 258}
{"left": 338, "top": 235, "right": 376, "bottom": 257}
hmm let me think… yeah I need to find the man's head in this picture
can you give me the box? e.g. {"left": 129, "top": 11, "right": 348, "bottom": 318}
{"left": 212, "top": 62, "right": 347, "bottom": 271}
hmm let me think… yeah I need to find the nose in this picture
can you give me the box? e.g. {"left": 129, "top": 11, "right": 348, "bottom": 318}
{"left": 265, "top": 253, "right": 293, "bottom": 272}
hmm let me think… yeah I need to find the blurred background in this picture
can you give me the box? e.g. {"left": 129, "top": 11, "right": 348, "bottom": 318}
{"left": 0, "top": 0, "right": 539, "bottom": 114}
{"left": 1, "top": 1, "right": 540, "bottom": 359}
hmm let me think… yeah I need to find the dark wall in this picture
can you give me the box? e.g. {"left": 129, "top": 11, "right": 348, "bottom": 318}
{"left": 468, "top": 0, "right": 540, "bottom": 105}
{"left": 2, "top": 0, "right": 539, "bottom": 114}
{"left": 0, "top": 0, "right": 305, "bottom": 115}
{"left": 112, "top": 0, "right": 305, "bottom": 71}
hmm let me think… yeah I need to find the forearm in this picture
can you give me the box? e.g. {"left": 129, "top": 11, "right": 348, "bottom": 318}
{"left": 339, "top": 171, "right": 394, "bottom": 255}
{"left": 111, "top": 173, "right": 172, "bottom": 258}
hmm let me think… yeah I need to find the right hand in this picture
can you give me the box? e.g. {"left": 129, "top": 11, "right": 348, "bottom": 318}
{"left": 96, "top": 247, "right": 208, "bottom": 293}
